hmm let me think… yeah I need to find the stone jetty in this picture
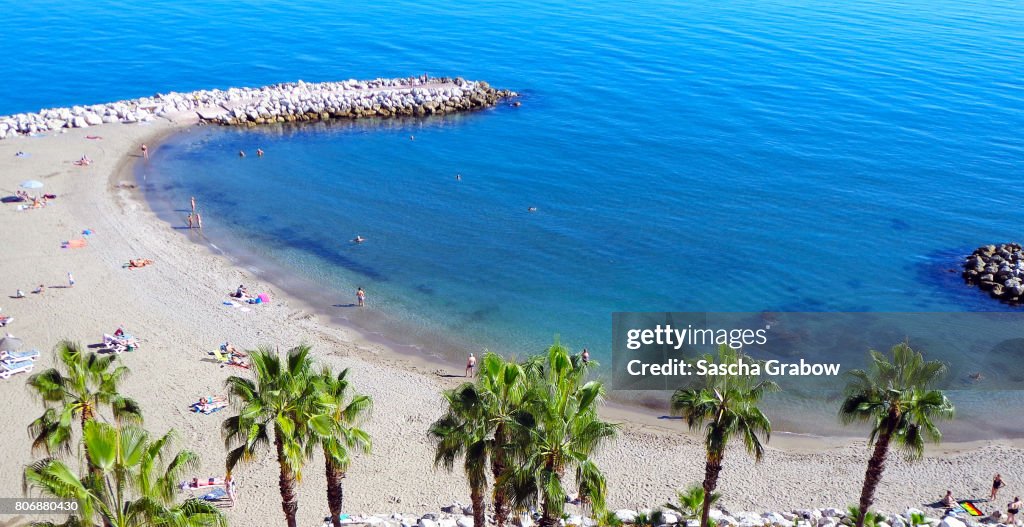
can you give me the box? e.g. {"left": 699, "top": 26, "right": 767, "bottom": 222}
{"left": 962, "top": 243, "right": 1024, "bottom": 303}
{"left": 0, "top": 76, "right": 517, "bottom": 139}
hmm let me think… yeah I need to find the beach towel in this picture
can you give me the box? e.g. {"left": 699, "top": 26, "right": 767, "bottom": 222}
{"left": 200, "top": 488, "right": 227, "bottom": 501}
{"left": 958, "top": 502, "right": 983, "bottom": 517}
{"left": 62, "top": 239, "right": 87, "bottom": 249}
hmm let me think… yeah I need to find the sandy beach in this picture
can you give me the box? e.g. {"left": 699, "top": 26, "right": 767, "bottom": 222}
{"left": 2, "top": 116, "right": 1023, "bottom": 526}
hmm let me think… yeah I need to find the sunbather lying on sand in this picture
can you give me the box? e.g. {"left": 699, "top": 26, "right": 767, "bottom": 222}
{"left": 191, "top": 396, "right": 228, "bottom": 414}
{"left": 220, "top": 342, "right": 245, "bottom": 357}
{"left": 226, "top": 355, "right": 250, "bottom": 369}
{"left": 127, "top": 258, "right": 153, "bottom": 269}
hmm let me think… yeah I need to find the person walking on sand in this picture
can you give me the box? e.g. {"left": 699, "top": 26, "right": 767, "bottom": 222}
{"left": 1008, "top": 497, "right": 1021, "bottom": 525}
{"left": 466, "top": 352, "right": 476, "bottom": 377}
{"left": 993, "top": 474, "right": 1006, "bottom": 501}
{"left": 356, "top": 287, "right": 365, "bottom": 307}
{"left": 141, "top": 144, "right": 148, "bottom": 160}
{"left": 225, "top": 474, "right": 237, "bottom": 506}
{"left": 67, "top": 272, "right": 74, "bottom": 288}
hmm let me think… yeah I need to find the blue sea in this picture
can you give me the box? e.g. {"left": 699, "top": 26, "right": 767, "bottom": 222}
{"left": 4, "top": 1, "right": 1024, "bottom": 390}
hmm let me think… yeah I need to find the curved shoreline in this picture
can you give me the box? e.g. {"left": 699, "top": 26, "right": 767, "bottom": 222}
{"left": 1, "top": 86, "right": 1023, "bottom": 524}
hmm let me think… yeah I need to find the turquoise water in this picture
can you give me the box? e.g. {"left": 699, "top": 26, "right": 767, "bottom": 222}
{"left": 5, "top": 0, "right": 1024, "bottom": 362}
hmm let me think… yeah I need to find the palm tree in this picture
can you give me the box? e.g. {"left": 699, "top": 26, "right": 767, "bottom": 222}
{"left": 223, "top": 345, "right": 320, "bottom": 527}
{"left": 26, "top": 341, "right": 142, "bottom": 464}
{"left": 664, "top": 486, "right": 719, "bottom": 525}
{"left": 310, "top": 368, "right": 373, "bottom": 527}
{"left": 23, "top": 420, "right": 225, "bottom": 527}
{"left": 430, "top": 352, "right": 533, "bottom": 527}
{"left": 670, "top": 345, "right": 778, "bottom": 527}
{"left": 476, "top": 352, "right": 532, "bottom": 527}
{"left": 839, "top": 342, "right": 954, "bottom": 527}
{"left": 512, "top": 340, "right": 618, "bottom": 527}
{"left": 430, "top": 382, "right": 491, "bottom": 527}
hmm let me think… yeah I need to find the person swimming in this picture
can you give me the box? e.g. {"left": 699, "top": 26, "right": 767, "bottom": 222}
{"left": 528, "top": 207, "right": 538, "bottom": 212}
{"left": 353, "top": 235, "right": 365, "bottom": 244}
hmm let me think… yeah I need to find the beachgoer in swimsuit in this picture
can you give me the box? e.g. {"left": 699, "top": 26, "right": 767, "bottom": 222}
{"left": 466, "top": 353, "right": 476, "bottom": 377}
{"left": 1008, "top": 497, "right": 1021, "bottom": 524}
{"left": 191, "top": 196, "right": 196, "bottom": 214}
{"left": 141, "top": 144, "right": 149, "bottom": 160}
{"left": 356, "top": 287, "right": 365, "bottom": 307}
{"left": 257, "top": 148, "right": 264, "bottom": 157}
{"left": 993, "top": 474, "right": 1005, "bottom": 501}
{"left": 239, "top": 150, "right": 246, "bottom": 158}
{"left": 942, "top": 490, "right": 956, "bottom": 508}
{"left": 67, "top": 272, "right": 74, "bottom": 288}
{"left": 581, "top": 348, "right": 589, "bottom": 364}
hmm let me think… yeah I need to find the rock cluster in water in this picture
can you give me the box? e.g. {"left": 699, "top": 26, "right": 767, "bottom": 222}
{"left": 328, "top": 505, "right": 1003, "bottom": 527}
{"left": 962, "top": 243, "right": 1024, "bottom": 303}
{"left": 0, "top": 76, "right": 517, "bottom": 139}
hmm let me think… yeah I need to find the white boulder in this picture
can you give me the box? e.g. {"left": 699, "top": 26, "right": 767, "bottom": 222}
{"left": 615, "top": 510, "right": 638, "bottom": 523}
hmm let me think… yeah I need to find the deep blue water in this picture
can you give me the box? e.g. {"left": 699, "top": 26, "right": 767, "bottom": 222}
{"left": 4, "top": 0, "right": 1023, "bottom": 363}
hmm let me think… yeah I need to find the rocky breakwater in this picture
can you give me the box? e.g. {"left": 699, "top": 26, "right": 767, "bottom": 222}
{"left": 207, "top": 77, "right": 517, "bottom": 126}
{"left": 0, "top": 76, "right": 517, "bottom": 139}
{"left": 962, "top": 243, "right": 1024, "bottom": 304}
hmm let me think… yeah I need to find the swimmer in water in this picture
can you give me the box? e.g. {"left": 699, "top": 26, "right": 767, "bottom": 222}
{"left": 239, "top": 150, "right": 246, "bottom": 158}
{"left": 456, "top": 174, "right": 462, "bottom": 181}
{"left": 353, "top": 235, "right": 365, "bottom": 244}
{"left": 410, "top": 135, "right": 415, "bottom": 141}
{"left": 257, "top": 148, "right": 264, "bottom": 157}
{"left": 528, "top": 207, "right": 538, "bottom": 213}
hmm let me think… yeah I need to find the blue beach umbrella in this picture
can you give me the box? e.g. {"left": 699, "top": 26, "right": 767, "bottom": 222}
{"left": 20, "top": 180, "right": 43, "bottom": 189}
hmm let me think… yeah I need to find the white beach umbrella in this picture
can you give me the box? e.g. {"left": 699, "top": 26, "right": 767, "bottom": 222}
{"left": 19, "top": 180, "right": 44, "bottom": 189}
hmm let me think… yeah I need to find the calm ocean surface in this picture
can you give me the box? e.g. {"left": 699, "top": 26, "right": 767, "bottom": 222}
{"left": 4, "top": 1, "right": 1024, "bottom": 411}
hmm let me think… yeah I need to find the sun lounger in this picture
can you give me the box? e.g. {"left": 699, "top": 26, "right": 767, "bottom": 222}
{"left": 1, "top": 349, "right": 39, "bottom": 361}
{"left": 0, "top": 315, "right": 12, "bottom": 327}
{"left": 0, "top": 359, "right": 34, "bottom": 379}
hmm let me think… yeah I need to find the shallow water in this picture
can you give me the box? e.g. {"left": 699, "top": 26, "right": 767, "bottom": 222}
{"left": 6, "top": 0, "right": 1024, "bottom": 437}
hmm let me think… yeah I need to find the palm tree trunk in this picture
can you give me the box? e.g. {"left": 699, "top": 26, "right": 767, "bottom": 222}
{"left": 856, "top": 427, "right": 893, "bottom": 527}
{"left": 539, "top": 463, "right": 564, "bottom": 527}
{"left": 491, "top": 427, "right": 510, "bottom": 527}
{"left": 326, "top": 457, "right": 345, "bottom": 527}
{"left": 700, "top": 454, "right": 723, "bottom": 527}
{"left": 276, "top": 435, "right": 299, "bottom": 527}
{"left": 471, "top": 476, "right": 487, "bottom": 527}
